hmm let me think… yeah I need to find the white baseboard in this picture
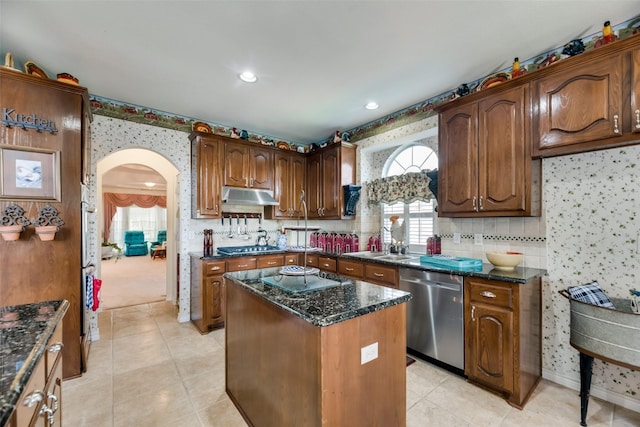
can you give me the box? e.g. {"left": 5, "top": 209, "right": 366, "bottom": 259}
{"left": 543, "top": 368, "right": 640, "bottom": 413}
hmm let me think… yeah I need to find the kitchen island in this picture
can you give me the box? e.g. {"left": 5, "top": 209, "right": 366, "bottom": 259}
{"left": 224, "top": 267, "right": 411, "bottom": 427}
{"left": 0, "top": 300, "right": 68, "bottom": 427}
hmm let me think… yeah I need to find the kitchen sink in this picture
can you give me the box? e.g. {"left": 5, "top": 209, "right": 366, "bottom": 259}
{"left": 377, "top": 254, "right": 419, "bottom": 261}
{"left": 347, "top": 251, "right": 387, "bottom": 258}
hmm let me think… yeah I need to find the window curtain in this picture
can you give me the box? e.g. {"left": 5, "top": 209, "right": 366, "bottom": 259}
{"left": 365, "top": 169, "right": 438, "bottom": 206}
{"left": 103, "top": 192, "right": 167, "bottom": 242}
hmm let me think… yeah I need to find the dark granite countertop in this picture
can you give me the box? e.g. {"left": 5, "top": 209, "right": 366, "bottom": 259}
{"left": 340, "top": 252, "right": 546, "bottom": 284}
{"left": 0, "top": 300, "right": 69, "bottom": 427}
{"left": 224, "top": 267, "right": 411, "bottom": 327}
{"left": 191, "top": 250, "right": 546, "bottom": 284}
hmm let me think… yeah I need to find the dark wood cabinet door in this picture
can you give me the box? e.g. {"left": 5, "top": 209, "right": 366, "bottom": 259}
{"left": 205, "top": 276, "right": 224, "bottom": 327}
{"left": 306, "top": 152, "right": 323, "bottom": 218}
{"left": 224, "top": 142, "right": 249, "bottom": 187}
{"left": 478, "top": 85, "right": 528, "bottom": 213}
{"left": 321, "top": 145, "right": 341, "bottom": 218}
{"left": 198, "top": 140, "right": 222, "bottom": 218}
{"left": 632, "top": 49, "right": 640, "bottom": 135}
{"left": 467, "top": 303, "right": 514, "bottom": 394}
{"left": 249, "top": 146, "right": 273, "bottom": 189}
{"left": 439, "top": 102, "right": 478, "bottom": 214}
{"left": 272, "top": 151, "right": 293, "bottom": 218}
{"left": 269, "top": 152, "right": 304, "bottom": 218}
{"left": 290, "top": 154, "right": 306, "bottom": 216}
{"left": 533, "top": 54, "right": 624, "bottom": 155}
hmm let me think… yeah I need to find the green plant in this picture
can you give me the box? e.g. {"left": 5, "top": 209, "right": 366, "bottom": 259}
{"left": 101, "top": 241, "right": 122, "bottom": 253}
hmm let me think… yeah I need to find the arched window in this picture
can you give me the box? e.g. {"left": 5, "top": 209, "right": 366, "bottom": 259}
{"left": 382, "top": 143, "right": 437, "bottom": 252}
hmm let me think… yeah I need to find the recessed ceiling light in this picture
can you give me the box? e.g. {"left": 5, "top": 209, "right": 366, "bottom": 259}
{"left": 239, "top": 71, "right": 258, "bottom": 83}
{"left": 144, "top": 182, "right": 156, "bottom": 187}
{"left": 365, "top": 101, "right": 379, "bottom": 110}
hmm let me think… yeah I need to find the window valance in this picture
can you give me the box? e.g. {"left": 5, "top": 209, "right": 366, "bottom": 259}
{"left": 103, "top": 192, "right": 167, "bottom": 242}
{"left": 365, "top": 169, "right": 437, "bottom": 206}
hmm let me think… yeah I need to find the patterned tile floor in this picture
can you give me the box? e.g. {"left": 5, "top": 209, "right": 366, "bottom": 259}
{"left": 63, "top": 302, "right": 640, "bottom": 426}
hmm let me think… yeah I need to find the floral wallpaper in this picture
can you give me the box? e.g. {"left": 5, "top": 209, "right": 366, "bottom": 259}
{"left": 87, "top": 116, "right": 193, "bottom": 326}
{"left": 543, "top": 145, "right": 640, "bottom": 407}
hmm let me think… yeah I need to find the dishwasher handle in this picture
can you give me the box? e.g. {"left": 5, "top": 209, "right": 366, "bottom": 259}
{"left": 400, "top": 277, "right": 461, "bottom": 292}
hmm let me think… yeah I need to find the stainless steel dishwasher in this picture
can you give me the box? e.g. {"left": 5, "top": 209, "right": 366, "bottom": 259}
{"left": 399, "top": 268, "right": 464, "bottom": 371}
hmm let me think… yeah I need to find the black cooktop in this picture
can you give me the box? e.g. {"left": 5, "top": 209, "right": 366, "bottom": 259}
{"left": 217, "top": 245, "right": 283, "bottom": 255}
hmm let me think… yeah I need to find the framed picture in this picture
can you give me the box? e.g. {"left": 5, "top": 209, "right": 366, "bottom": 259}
{"left": 0, "top": 146, "right": 60, "bottom": 201}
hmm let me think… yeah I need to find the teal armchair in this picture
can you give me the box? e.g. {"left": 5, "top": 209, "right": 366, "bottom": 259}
{"left": 123, "top": 230, "right": 148, "bottom": 256}
{"left": 150, "top": 230, "right": 167, "bottom": 256}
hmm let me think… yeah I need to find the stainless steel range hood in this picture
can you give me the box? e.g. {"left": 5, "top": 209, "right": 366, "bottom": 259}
{"left": 222, "top": 186, "right": 279, "bottom": 206}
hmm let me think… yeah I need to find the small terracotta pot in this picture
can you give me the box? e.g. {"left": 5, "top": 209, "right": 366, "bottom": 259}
{"left": 0, "top": 225, "right": 23, "bottom": 241}
{"left": 35, "top": 226, "right": 58, "bottom": 241}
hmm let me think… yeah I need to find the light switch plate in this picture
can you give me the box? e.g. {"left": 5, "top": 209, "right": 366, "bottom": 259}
{"left": 453, "top": 232, "right": 461, "bottom": 244}
{"left": 361, "top": 342, "right": 378, "bottom": 365}
{"left": 474, "top": 233, "right": 483, "bottom": 245}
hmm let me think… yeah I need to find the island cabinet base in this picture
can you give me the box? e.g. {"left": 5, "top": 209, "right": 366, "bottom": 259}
{"left": 225, "top": 280, "right": 407, "bottom": 427}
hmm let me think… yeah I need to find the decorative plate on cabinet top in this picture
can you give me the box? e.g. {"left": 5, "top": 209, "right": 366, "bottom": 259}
{"left": 56, "top": 73, "right": 79, "bottom": 85}
{"left": 24, "top": 61, "right": 49, "bottom": 78}
{"left": 192, "top": 122, "right": 212, "bottom": 133}
{"left": 476, "top": 72, "right": 510, "bottom": 91}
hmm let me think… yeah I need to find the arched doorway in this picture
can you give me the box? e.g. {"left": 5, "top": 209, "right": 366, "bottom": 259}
{"left": 97, "top": 149, "right": 179, "bottom": 305}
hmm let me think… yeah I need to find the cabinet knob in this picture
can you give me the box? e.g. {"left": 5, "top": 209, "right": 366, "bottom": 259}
{"left": 472, "top": 197, "right": 477, "bottom": 211}
{"left": 613, "top": 114, "right": 620, "bottom": 134}
{"left": 635, "top": 110, "right": 640, "bottom": 130}
{"left": 480, "top": 291, "right": 497, "bottom": 298}
{"left": 374, "top": 272, "right": 384, "bottom": 277}
{"left": 345, "top": 267, "right": 354, "bottom": 271}
{"left": 267, "top": 261, "right": 276, "bottom": 265}
{"left": 48, "top": 342, "right": 64, "bottom": 353}
{"left": 211, "top": 266, "right": 221, "bottom": 271}
{"left": 23, "top": 390, "right": 44, "bottom": 407}
{"left": 479, "top": 196, "right": 484, "bottom": 210}
{"left": 471, "top": 305, "right": 476, "bottom": 321}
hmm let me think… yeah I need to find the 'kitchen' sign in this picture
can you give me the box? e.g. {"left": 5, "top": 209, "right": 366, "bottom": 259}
{"left": 2, "top": 107, "right": 58, "bottom": 134}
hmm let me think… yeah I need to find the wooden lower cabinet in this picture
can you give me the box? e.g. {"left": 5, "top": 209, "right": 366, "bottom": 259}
{"left": 464, "top": 276, "right": 541, "bottom": 408}
{"left": 337, "top": 259, "right": 364, "bottom": 279}
{"left": 191, "top": 258, "right": 226, "bottom": 334}
{"left": 11, "top": 323, "right": 64, "bottom": 427}
{"left": 364, "top": 263, "right": 398, "bottom": 288}
{"left": 191, "top": 254, "right": 290, "bottom": 334}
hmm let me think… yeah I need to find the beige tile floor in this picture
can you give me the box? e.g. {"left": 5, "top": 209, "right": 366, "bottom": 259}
{"left": 63, "top": 302, "right": 640, "bottom": 426}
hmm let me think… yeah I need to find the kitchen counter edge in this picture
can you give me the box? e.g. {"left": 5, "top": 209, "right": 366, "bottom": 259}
{"left": 0, "top": 300, "right": 69, "bottom": 427}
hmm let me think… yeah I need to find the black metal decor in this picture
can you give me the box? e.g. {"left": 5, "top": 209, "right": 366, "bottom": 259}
{"left": 342, "top": 185, "right": 361, "bottom": 216}
{"left": 579, "top": 353, "right": 594, "bottom": 427}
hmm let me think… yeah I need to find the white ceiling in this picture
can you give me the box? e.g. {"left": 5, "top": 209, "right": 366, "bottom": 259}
{"left": 2, "top": 1, "right": 639, "bottom": 146}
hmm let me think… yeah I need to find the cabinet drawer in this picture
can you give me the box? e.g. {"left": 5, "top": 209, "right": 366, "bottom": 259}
{"left": 365, "top": 264, "right": 398, "bottom": 288}
{"left": 338, "top": 259, "right": 364, "bottom": 278}
{"left": 318, "top": 256, "right": 337, "bottom": 272}
{"left": 227, "top": 257, "right": 258, "bottom": 271}
{"left": 14, "top": 358, "right": 45, "bottom": 427}
{"left": 468, "top": 279, "right": 513, "bottom": 309}
{"left": 285, "top": 254, "right": 299, "bottom": 265}
{"left": 204, "top": 260, "right": 226, "bottom": 276}
{"left": 305, "top": 255, "right": 319, "bottom": 268}
{"left": 45, "top": 324, "right": 63, "bottom": 381}
{"left": 258, "top": 255, "right": 285, "bottom": 268}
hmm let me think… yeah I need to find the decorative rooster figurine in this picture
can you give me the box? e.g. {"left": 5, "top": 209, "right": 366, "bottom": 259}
{"left": 333, "top": 131, "right": 342, "bottom": 143}
{"left": 230, "top": 128, "right": 241, "bottom": 139}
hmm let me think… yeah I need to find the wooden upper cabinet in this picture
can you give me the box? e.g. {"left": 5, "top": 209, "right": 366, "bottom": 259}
{"left": 532, "top": 53, "right": 624, "bottom": 155}
{"left": 306, "top": 142, "right": 356, "bottom": 219}
{"left": 266, "top": 151, "right": 306, "bottom": 219}
{"left": 530, "top": 33, "right": 640, "bottom": 157}
{"left": 439, "top": 102, "right": 478, "bottom": 214}
{"left": 223, "top": 141, "right": 274, "bottom": 190}
{"left": 438, "top": 85, "right": 539, "bottom": 217}
{"left": 190, "top": 132, "right": 222, "bottom": 218}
